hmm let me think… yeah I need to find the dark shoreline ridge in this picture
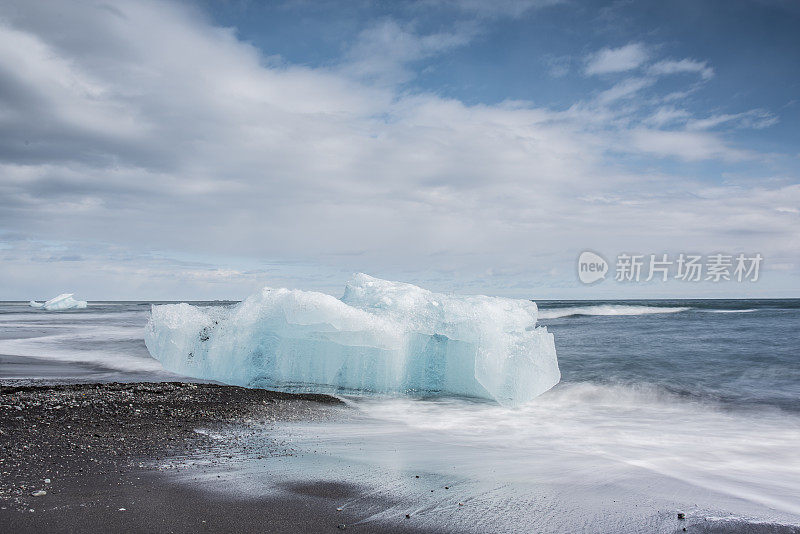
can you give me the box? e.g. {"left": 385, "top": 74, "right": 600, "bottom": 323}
{"left": 1, "top": 382, "right": 425, "bottom": 534}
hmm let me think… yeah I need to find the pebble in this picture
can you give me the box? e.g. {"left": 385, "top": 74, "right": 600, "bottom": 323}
{"left": 1, "top": 382, "right": 342, "bottom": 514}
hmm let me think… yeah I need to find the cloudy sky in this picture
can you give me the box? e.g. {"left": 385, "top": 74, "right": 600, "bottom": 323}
{"left": 1, "top": 0, "right": 798, "bottom": 300}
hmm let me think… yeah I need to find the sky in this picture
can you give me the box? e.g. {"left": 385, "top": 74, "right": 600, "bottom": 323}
{"left": 0, "top": 0, "right": 798, "bottom": 300}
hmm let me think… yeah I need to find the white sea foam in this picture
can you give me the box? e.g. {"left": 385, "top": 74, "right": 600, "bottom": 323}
{"left": 179, "top": 382, "right": 800, "bottom": 533}
{"left": 348, "top": 383, "right": 800, "bottom": 516}
{"left": 0, "top": 311, "right": 146, "bottom": 326}
{"left": 538, "top": 304, "right": 690, "bottom": 319}
{"left": 703, "top": 308, "right": 758, "bottom": 313}
{"left": 0, "top": 328, "right": 164, "bottom": 372}
{"left": 0, "top": 307, "right": 163, "bottom": 374}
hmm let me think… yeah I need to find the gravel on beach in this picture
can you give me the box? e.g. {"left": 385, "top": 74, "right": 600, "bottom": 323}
{"left": 0, "top": 382, "right": 435, "bottom": 533}
{"left": 0, "top": 382, "right": 342, "bottom": 513}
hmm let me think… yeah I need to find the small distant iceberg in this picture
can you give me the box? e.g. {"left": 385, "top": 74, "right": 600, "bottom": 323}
{"left": 29, "top": 293, "right": 88, "bottom": 311}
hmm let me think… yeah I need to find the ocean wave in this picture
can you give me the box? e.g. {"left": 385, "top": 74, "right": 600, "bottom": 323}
{"left": 537, "top": 304, "right": 691, "bottom": 319}
{"left": 352, "top": 381, "right": 800, "bottom": 515}
{"left": 702, "top": 308, "right": 758, "bottom": 313}
{"left": 0, "top": 327, "right": 163, "bottom": 373}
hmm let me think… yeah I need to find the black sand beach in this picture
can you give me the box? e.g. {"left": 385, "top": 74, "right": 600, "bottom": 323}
{"left": 3, "top": 384, "right": 800, "bottom": 533}
{"left": 0, "top": 382, "right": 427, "bottom": 534}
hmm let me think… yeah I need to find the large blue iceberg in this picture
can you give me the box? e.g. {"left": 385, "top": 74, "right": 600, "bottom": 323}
{"left": 144, "top": 274, "right": 560, "bottom": 406}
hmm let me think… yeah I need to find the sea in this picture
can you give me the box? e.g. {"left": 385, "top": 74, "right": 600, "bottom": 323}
{"left": 2, "top": 299, "right": 799, "bottom": 532}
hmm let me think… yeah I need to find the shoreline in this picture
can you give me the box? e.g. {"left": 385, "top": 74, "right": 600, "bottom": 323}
{"left": 0, "top": 382, "right": 425, "bottom": 533}
{"left": 2, "top": 382, "right": 800, "bottom": 533}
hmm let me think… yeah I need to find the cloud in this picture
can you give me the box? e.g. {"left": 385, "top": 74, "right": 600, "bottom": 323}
{"left": 686, "top": 109, "right": 778, "bottom": 131}
{"left": 541, "top": 54, "right": 572, "bottom": 78}
{"left": 628, "top": 129, "right": 751, "bottom": 162}
{"left": 644, "top": 107, "right": 778, "bottom": 131}
{"left": 0, "top": 0, "right": 795, "bottom": 298}
{"left": 596, "top": 77, "right": 655, "bottom": 104}
{"left": 421, "top": 0, "right": 564, "bottom": 18}
{"left": 585, "top": 43, "right": 649, "bottom": 75}
{"left": 648, "top": 58, "right": 714, "bottom": 80}
{"left": 340, "top": 20, "right": 476, "bottom": 86}
{"left": 645, "top": 106, "right": 692, "bottom": 127}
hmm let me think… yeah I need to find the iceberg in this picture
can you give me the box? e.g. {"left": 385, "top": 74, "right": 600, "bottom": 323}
{"left": 29, "top": 293, "right": 88, "bottom": 311}
{"left": 144, "top": 274, "right": 560, "bottom": 406}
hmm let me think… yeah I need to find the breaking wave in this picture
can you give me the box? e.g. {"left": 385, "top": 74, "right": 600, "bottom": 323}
{"left": 538, "top": 304, "right": 690, "bottom": 319}
{"left": 702, "top": 308, "right": 758, "bottom": 313}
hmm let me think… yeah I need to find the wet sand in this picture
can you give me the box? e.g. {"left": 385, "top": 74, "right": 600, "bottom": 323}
{"left": 0, "top": 382, "right": 428, "bottom": 533}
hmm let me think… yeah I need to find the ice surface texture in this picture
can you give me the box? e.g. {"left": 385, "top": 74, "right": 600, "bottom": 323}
{"left": 144, "top": 274, "right": 560, "bottom": 406}
{"left": 30, "top": 293, "right": 88, "bottom": 310}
